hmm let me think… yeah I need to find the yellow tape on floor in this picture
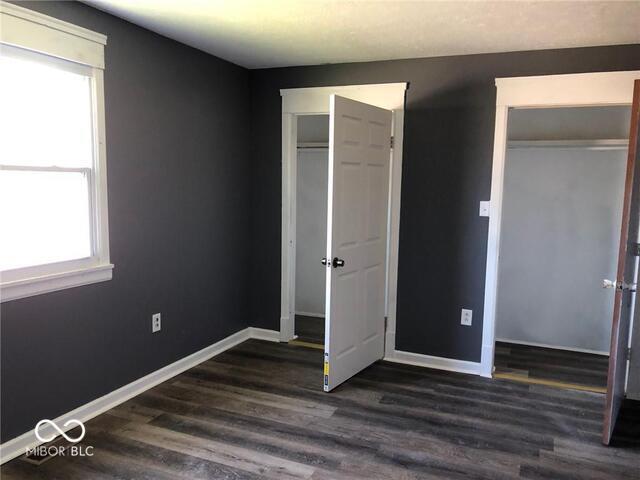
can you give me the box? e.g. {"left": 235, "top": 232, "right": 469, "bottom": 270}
{"left": 289, "top": 340, "right": 325, "bottom": 350}
{"left": 493, "top": 372, "right": 606, "bottom": 394}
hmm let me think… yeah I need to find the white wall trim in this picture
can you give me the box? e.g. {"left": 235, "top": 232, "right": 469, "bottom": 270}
{"left": 0, "top": 263, "right": 113, "bottom": 302}
{"left": 495, "top": 71, "right": 640, "bottom": 107}
{"left": 496, "top": 338, "right": 609, "bottom": 356}
{"left": 281, "top": 83, "right": 407, "bottom": 113}
{"left": 0, "top": 1, "right": 106, "bottom": 45}
{"left": 0, "top": 327, "right": 280, "bottom": 464}
{"left": 481, "top": 70, "right": 640, "bottom": 378}
{"left": 280, "top": 83, "right": 407, "bottom": 358}
{"left": 0, "top": 1, "right": 106, "bottom": 68}
{"left": 385, "top": 349, "right": 482, "bottom": 376}
{"left": 280, "top": 112, "right": 297, "bottom": 342}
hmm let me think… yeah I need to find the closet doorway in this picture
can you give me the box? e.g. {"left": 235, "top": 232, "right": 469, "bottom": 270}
{"left": 280, "top": 84, "right": 407, "bottom": 391}
{"left": 482, "top": 72, "right": 640, "bottom": 445}
{"left": 492, "top": 105, "right": 631, "bottom": 392}
{"left": 293, "top": 115, "right": 329, "bottom": 347}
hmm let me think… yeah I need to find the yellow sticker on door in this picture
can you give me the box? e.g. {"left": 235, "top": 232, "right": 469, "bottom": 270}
{"left": 323, "top": 353, "right": 329, "bottom": 388}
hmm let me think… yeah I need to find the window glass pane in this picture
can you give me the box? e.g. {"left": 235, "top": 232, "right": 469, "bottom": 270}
{"left": 0, "top": 51, "right": 93, "bottom": 168}
{"left": 0, "top": 170, "right": 92, "bottom": 271}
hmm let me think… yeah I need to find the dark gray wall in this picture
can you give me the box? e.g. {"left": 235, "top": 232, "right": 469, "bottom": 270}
{"left": 248, "top": 45, "right": 640, "bottom": 362}
{"left": 1, "top": 1, "right": 251, "bottom": 442}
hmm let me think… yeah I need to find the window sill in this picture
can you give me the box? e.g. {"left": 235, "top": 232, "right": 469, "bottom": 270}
{"left": 1, "top": 263, "right": 113, "bottom": 302}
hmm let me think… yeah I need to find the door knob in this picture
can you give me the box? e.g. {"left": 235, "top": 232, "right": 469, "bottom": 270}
{"left": 321, "top": 257, "right": 329, "bottom": 267}
{"left": 332, "top": 257, "right": 345, "bottom": 268}
{"left": 603, "top": 279, "right": 637, "bottom": 291}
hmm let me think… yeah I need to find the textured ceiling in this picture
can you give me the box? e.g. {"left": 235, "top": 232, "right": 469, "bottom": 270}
{"left": 84, "top": 1, "right": 640, "bottom": 69}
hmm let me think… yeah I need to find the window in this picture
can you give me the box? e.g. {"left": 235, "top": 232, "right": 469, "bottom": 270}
{"left": 0, "top": 2, "right": 111, "bottom": 301}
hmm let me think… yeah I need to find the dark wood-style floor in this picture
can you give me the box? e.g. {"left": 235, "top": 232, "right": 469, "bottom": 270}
{"left": 494, "top": 341, "right": 610, "bottom": 390}
{"left": 3, "top": 339, "right": 639, "bottom": 479}
{"left": 295, "top": 315, "right": 324, "bottom": 345}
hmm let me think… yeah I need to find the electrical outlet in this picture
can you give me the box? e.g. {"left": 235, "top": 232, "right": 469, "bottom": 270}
{"left": 461, "top": 309, "right": 472, "bottom": 326}
{"left": 152, "top": 313, "right": 161, "bottom": 333}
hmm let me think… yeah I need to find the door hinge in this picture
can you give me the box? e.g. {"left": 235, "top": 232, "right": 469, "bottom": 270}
{"left": 384, "top": 316, "right": 388, "bottom": 330}
{"left": 631, "top": 242, "right": 640, "bottom": 257}
{"left": 390, "top": 136, "right": 394, "bottom": 149}
{"left": 628, "top": 347, "right": 632, "bottom": 361}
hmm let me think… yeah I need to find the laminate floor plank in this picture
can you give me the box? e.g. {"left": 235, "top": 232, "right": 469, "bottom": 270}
{"left": 187, "top": 362, "right": 564, "bottom": 449}
{"left": 149, "top": 412, "right": 346, "bottom": 470}
{"left": 495, "top": 342, "right": 609, "bottom": 389}
{"left": 113, "top": 422, "right": 315, "bottom": 480}
{"left": 2, "top": 339, "right": 638, "bottom": 479}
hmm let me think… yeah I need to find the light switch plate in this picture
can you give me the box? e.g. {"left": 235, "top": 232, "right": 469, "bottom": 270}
{"left": 479, "top": 201, "right": 490, "bottom": 217}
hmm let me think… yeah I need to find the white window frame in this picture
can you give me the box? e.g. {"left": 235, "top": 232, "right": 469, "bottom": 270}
{"left": 480, "top": 70, "right": 640, "bottom": 378}
{"left": 0, "top": 1, "right": 112, "bottom": 302}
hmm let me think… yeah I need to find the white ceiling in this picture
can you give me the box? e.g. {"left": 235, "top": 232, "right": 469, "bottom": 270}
{"left": 84, "top": 1, "right": 640, "bottom": 69}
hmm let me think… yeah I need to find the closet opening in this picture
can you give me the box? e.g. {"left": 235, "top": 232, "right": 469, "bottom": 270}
{"left": 493, "top": 105, "right": 631, "bottom": 392}
{"left": 292, "top": 114, "right": 329, "bottom": 348}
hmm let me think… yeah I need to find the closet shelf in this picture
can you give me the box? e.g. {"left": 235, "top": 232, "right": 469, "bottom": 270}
{"left": 297, "top": 142, "right": 329, "bottom": 149}
{"left": 507, "top": 139, "right": 629, "bottom": 150}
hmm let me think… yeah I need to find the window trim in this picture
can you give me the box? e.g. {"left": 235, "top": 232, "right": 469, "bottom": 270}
{"left": 0, "top": 2, "right": 112, "bottom": 302}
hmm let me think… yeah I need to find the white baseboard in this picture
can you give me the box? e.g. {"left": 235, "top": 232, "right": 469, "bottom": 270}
{"left": 294, "top": 311, "right": 325, "bottom": 319}
{"left": 496, "top": 337, "right": 609, "bottom": 356}
{"left": 0, "top": 326, "right": 280, "bottom": 465}
{"left": 384, "top": 349, "right": 482, "bottom": 376}
{"left": 248, "top": 327, "right": 280, "bottom": 342}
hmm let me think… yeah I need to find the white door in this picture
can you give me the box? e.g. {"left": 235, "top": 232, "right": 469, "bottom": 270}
{"left": 323, "top": 94, "right": 392, "bottom": 392}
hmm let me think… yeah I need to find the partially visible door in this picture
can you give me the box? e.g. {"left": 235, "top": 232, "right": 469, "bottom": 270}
{"left": 323, "top": 95, "right": 392, "bottom": 392}
{"left": 603, "top": 79, "right": 640, "bottom": 445}
{"left": 626, "top": 84, "right": 640, "bottom": 402}
{"left": 629, "top": 299, "right": 640, "bottom": 400}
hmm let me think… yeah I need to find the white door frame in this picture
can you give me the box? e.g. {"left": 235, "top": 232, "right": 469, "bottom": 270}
{"left": 480, "top": 70, "right": 640, "bottom": 378}
{"left": 280, "top": 83, "right": 407, "bottom": 358}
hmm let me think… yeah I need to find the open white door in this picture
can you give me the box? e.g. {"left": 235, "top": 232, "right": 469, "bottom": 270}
{"left": 323, "top": 94, "right": 392, "bottom": 392}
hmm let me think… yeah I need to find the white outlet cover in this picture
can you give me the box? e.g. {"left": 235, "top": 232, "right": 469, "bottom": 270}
{"left": 461, "top": 309, "right": 472, "bottom": 326}
{"left": 152, "top": 313, "right": 161, "bottom": 333}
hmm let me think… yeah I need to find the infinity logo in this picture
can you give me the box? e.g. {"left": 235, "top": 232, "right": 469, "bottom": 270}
{"left": 34, "top": 419, "right": 86, "bottom": 443}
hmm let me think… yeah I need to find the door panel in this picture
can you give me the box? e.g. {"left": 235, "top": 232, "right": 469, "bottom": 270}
{"left": 324, "top": 95, "right": 392, "bottom": 392}
{"left": 337, "top": 164, "right": 362, "bottom": 245}
{"left": 366, "top": 164, "right": 386, "bottom": 240}
{"left": 604, "top": 79, "right": 640, "bottom": 444}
